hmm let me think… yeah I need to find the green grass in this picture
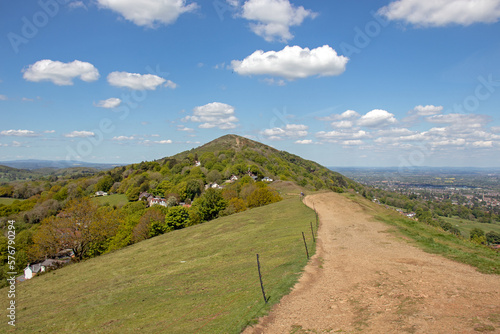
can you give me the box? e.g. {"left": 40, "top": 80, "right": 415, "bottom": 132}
{"left": 442, "top": 216, "right": 500, "bottom": 238}
{"left": 346, "top": 193, "right": 500, "bottom": 275}
{"left": 92, "top": 194, "right": 129, "bottom": 207}
{"left": 1, "top": 197, "right": 316, "bottom": 333}
{"left": 0, "top": 197, "right": 22, "bottom": 205}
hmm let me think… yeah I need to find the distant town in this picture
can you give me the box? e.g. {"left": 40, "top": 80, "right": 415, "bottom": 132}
{"left": 334, "top": 167, "right": 500, "bottom": 214}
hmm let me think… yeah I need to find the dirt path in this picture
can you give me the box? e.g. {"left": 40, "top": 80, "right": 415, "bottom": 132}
{"left": 243, "top": 192, "right": 500, "bottom": 333}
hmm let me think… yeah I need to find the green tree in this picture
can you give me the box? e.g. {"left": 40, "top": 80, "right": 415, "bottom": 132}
{"left": 95, "top": 175, "right": 114, "bottom": 193}
{"left": 165, "top": 206, "right": 190, "bottom": 230}
{"left": 486, "top": 231, "right": 500, "bottom": 245}
{"left": 470, "top": 227, "right": 486, "bottom": 245}
{"left": 132, "top": 208, "right": 165, "bottom": 242}
{"left": 126, "top": 186, "right": 140, "bottom": 201}
{"left": 30, "top": 198, "right": 122, "bottom": 261}
{"left": 207, "top": 170, "right": 222, "bottom": 184}
{"left": 192, "top": 188, "right": 227, "bottom": 222}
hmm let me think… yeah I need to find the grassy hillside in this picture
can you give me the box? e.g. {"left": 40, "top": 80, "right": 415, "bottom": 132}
{"left": 2, "top": 197, "right": 316, "bottom": 333}
{"left": 92, "top": 194, "right": 129, "bottom": 207}
{"left": 0, "top": 198, "right": 21, "bottom": 205}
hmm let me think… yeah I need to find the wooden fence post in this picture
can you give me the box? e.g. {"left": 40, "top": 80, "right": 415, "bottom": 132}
{"left": 302, "top": 232, "right": 309, "bottom": 260}
{"left": 310, "top": 221, "right": 315, "bottom": 243}
{"left": 256, "top": 254, "right": 267, "bottom": 303}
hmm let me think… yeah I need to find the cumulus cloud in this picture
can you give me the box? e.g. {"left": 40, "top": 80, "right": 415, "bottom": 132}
{"left": 357, "top": 109, "right": 397, "bottom": 128}
{"left": 295, "top": 139, "right": 313, "bottom": 144}
{"left": 140, "top": 139, "right": 173, "bottom": 145}
{"left": 240, "top": 0, "right": 317, "bottom": 42}
{"left": 318, "top": 109, "right": 360, "bottom": 122}
{"left": 316, "top": 130, "right": 369, "bottom": 141}
{"left": 64, "top": 131, "right": 95, "bottom": 138}
{"left": 261, "top": 123, "right": 308, "bottom": 140}
{"left": 183, "top": 102, "right": 239, "bottom": 129}
{"left": 331, "top": 121, "right": 354, "bottom": 129}
{"left": 177, "top": 125, "right": 194, "bottom": 132}
{"left": 412, "top": 104, "right": 443, "bottom": 116}
{"left": 112, "top": 135, "right": 135, "bottom": 141}
{"left": 23, "top": 59, "right": 100, "bottom": 85}
{"left": 0, "top": 94, "right": 7, "bottom": 101}
{"left": 164, "top": 80, "right": 178, "bottom": 89}
{"left": 426, "top": 113, "right": 490, "bottom": 125}
{"left": 231, "top": 45, "right": 348, "bottom": 80}
{"left": 107, "top": 72, "right": 173, "bottom": 90}
{"left": 96, "top": 97, "right": 122, "bottom": 108}
{"left": 342, "top": 140, "right": 364, "bottom": 146}
{"left": 472, "top": 140, "right": 493, "bottom": 147}
{"left": 0, "top": 129, "right": 39, "bottom": 137}
{"left": 97, "top": 0, "right": 198, "bottom": 27}
{"left": 378, "top": 0, "right": 500, "bottom": 27}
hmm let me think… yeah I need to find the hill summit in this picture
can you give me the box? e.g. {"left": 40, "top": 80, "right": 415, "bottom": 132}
{"left": 154, "top": 134, "right": 353, "bottom": 191}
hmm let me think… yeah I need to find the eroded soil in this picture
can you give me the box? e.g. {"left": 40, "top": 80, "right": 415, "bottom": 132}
{"left": 243, "top": 192, "right": 500, "bottom": 334}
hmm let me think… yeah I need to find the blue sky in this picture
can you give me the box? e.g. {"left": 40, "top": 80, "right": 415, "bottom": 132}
{"left": 1, "top": 0, "right": 500, "bottom": 167}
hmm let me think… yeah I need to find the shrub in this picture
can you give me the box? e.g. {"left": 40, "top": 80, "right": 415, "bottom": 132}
{"left": 246, "top": 187, "right": 281, "bottom": 208}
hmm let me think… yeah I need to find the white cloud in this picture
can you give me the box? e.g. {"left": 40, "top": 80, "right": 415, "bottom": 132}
{"left": 261, "top": 123, "right": 308, "bottom": 140}
{"left": 164, "top": 80, "right": 178, "bottom": 89}
{"left": 96, "top": 97, "right": 122, "bottom": 108}
{"left": 22, "top": 59, "right": 100, "bottom": 86}
{"left": 112, "top": 135, "right": 135, "bottom": 141}
{"left": 491, "top": 126, "right": 500, "bottom": 133}
{"left": 295, "top": 139, "right": 313, "bottom": 144}
{"left": 240, "top": 0, "right": 317, "bottom": 42}
{"left": 0, "top": 129, "right": 39, "bottom": 137}
{"left": 184, "top": 102, "right": 239, "bottom": 129}
{"left": 378, "top": 0, "right": 500, "bottom": 27}
{"left": 431, "top": 138, "right": 467, "bottom": 146}
{"left": 177, "top": 125, "right": 194, "bottom": 132}
{"left": 44, "top": 130, "right": 56, "bottom": 134}
{"left": 64, "top": 131, "right": 95, "bottom": 138}
{"left": 262, "top": 78, "right": 286, "bottom": 86}
{"left": 342, "top": 140, "right": 364, "bottom": 146}
{"left": 357, "top": 109, "right": 397, "bottom": 128}
{"left": 319, "top": 109, "right": 360, "bottom": 122}
{"left": 472, "top": 140, "right": 493, "bottom": 147}
{"left": 107, "top": 72, "right": 172, "bottom": 90}
{"left": 316, "top": 130, "right": 369, "bottom": 141}
{"left": 426, "top": 113, "right": 490, "bottom": 125}
{"left": 140, "top": 139, "right": 173, "bottom": 145}
{"left": 97, "top": 0, "right": 198, "bottom": 27}
{"left": 0, "top": 94, "right": 7, "bottom": 101}
{"left": 331, "top": 121, "right": 354, "bottom": 129}
{"left": 412, "top": 104, "right": 443, "bottom": 116}
{"left": 231, "top": 45, "right": 348, "bottom": 80}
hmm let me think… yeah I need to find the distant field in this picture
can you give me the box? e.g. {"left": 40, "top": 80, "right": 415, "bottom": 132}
{"left": 2, "top": 197, "right": 316, "bottom": 333}
{"left": 0, "top": 197, "right": 21, "bottom": 205}
{"left": 442, "top": 216, "right": 500, "bottom": 238}
{"left": 92, "top": 194, "right": 128, "bottom": 207}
